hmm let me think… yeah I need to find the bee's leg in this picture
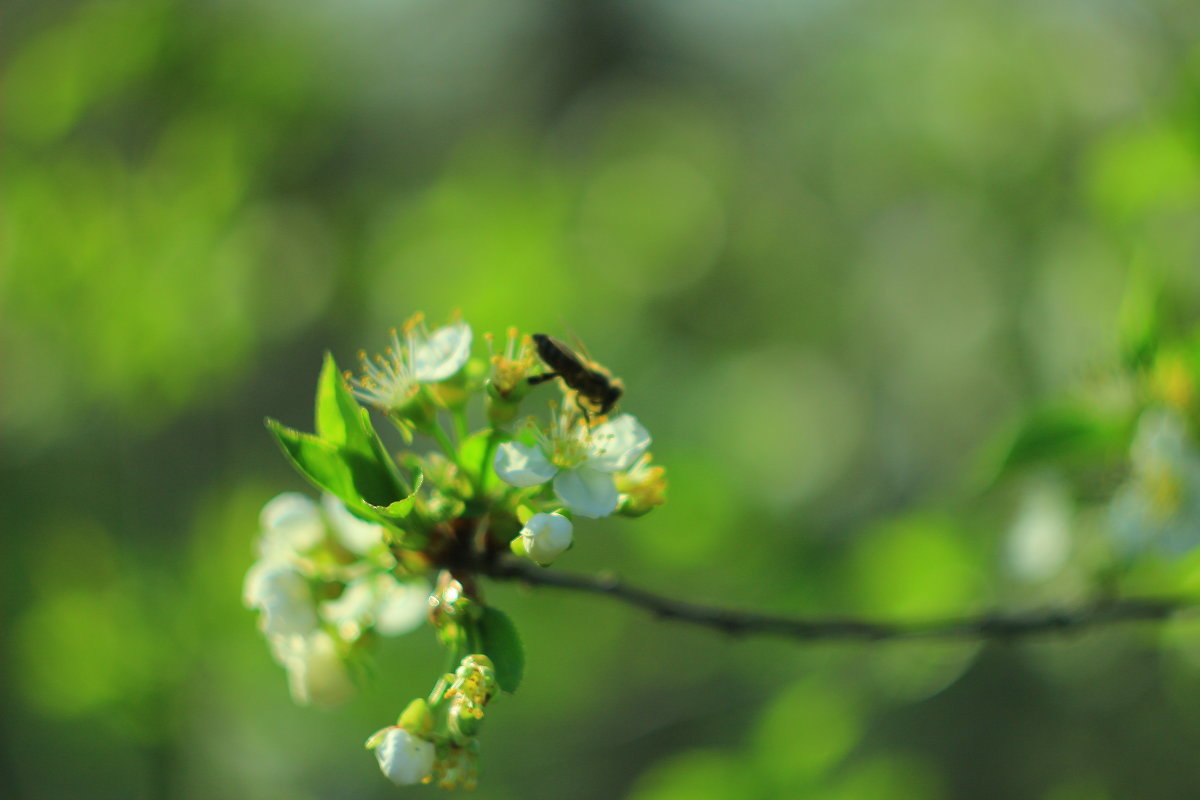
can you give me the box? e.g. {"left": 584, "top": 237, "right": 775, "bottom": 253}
{"left": 527, "top": 372, "right": 560, "bottom": 386}
{"left": 575, "top": 396, "right": 593, "bottom": 428}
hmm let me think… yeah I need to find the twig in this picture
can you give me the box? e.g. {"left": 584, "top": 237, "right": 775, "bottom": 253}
{"left": 485, "top": 559, "right": 1200, "bottom": 643}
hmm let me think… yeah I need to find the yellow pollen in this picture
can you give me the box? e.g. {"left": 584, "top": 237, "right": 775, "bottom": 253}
{"left": 403, "top": 312, "right": 424, "bottom": 335}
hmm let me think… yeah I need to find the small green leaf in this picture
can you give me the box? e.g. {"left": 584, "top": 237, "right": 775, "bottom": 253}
{"left": 316, "top": 352, "right": 372, "bottom": 454}
{"left": 267, "top": 418, "right": 358, "bottom": 501}
{"left": 976, "top": 405, "right": 1128, "bottom": 487}
{"left": 267, "top": 418, "right": 419, "bottom": 527}
{"left": 477, "top": 607, "right": 524, "bottom": 694}
{"left": 367, "top": 470, "right": 424, "bottom": 520}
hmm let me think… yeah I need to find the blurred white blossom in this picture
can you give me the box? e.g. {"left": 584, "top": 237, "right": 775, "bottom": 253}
{"left": 279, "top": 630, "right": 356, "bottom": 707}
{"left": 1110, "top": 408, "right": 1200, "bottom": 557}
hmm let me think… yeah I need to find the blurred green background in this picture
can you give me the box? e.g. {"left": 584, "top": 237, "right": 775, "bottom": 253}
{"left": 6, "top": 0, "right": 1200, "bottom": 798}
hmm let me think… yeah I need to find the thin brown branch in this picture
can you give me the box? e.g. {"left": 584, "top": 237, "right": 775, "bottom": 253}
{"left": 485, "top": 559, "right": 1200, "bottom": 642}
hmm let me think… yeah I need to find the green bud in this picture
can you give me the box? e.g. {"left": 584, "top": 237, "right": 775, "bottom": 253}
{"left": 397, "top": 697, "right": 434, "bottom": 736}
{"left": 485, "top": 385, "right": 523, "bottom": 427}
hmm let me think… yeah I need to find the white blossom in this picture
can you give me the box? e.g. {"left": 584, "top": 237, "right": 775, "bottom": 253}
{"left": 412, "top": 320, "right": 472, "bottom": 382}
{"left": 494, "top": 411, "right": 651, "bottom": 518}
{"left": 373, "top": 726, "right": 436, "bottom": 786}
{"left": 349, "top": 317, "right": 473, "bottom": 411}
{"left": 322, "top": 573, "right": 431, "bottom": 640}
{"left": 279, "top": 630, "right": 356, "bottom": 707}
{"left": 1110, "top": 408, "right": 1200, "bottom": 557}
{"left": 257, "top": 492, "right": 324, "bottom": 563}
{"left": 243, "top": 562, "right": 319, "bottom": 639}
{"left": 322, "top": 492, "right": 387, "bottom": 555}
{"left": 519, "top": 512, "right": 574, "bottom": 565}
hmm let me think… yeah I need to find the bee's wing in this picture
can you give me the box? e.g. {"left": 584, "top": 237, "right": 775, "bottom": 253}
{"left": 557, "top": 317, "right": 596, "bottom": 363}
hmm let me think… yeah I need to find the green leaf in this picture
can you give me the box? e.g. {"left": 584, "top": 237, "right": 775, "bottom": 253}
{"left": 311, "top": 353, "right": 407, "bottom": 506}
{"left": 266, "top": 418, "right": 420, "bottom": 525}
{"left": 477, "top": 606, "right": 523, "bottom": 694}
{"left": 366, "top": 470, "right": 424, "bottom": 520}
{"left": 266, "top": 418, "right": 359, "bottom": 501}
{"left": 1118, "top": 260, "right": 1161, "bottom": 369}
{"left": 315, "top": 353, "right": 367, "bottom": 450}
{"left": 976, "top": 404, "right": 1128, "bottom": 488}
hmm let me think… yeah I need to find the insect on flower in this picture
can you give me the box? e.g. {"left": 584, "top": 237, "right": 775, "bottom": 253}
{"left": 528, "top": 333, "right": 624, "bottom": 421}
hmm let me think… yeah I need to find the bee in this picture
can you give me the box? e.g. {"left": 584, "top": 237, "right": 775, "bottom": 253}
{"left": 528, "top": 333, "right": 624, "bottom": 420}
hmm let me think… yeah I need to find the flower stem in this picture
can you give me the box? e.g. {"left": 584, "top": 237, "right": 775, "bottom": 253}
{"left": 477, "top": 429, "right": 503, "bottom": 494}
{"left": 452, "top": 407, "right": 470, "bottom": 443}
{"left": 428, "top": 419, "right": 459, "bottom": 463}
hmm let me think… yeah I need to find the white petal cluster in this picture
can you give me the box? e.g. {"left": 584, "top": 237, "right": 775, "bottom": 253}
{"left": 321, "top": 492, "right": 388, "bottom": 555}
{"left": 519, "top": 512, "right": 574, "bottom": 565}
{"left": 244, "top": 492, "right": 429, "bottom": 706}
{"left": 373, "top": 726, "right": 436, "bottom": 786}
{"left": 323, "top": 573, "right": 430, "bottom": 640}
{"left": 494, "top": 412, "right": 651, "bottom": 518}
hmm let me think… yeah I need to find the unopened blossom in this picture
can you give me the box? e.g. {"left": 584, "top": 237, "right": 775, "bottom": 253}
{"left": 494, "top": 410, "right": 651, "bottom": 518}
{"left": 518, "top": 512, "right": 573, "bottom": 566}
{"left": 349, "top": 315, "right": 473, "bottom": 412}
{"left": 615, "top": 453, "right": 668, "bottom": 516}
{"left": 371, "top": 726, "right": 436, "bottom": 786}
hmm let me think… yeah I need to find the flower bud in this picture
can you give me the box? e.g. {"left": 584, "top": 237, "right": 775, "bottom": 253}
{"left": 444, "top": 654, "right": 498, "bottom": 742}
{"left": 397, "top": 697, "right": 434, "bottom": 736}
{"left": 485, "top": 328, "right": 538, "bottom": 425}
{"left": 369, "top": 726, "right": 436, "bottom": 786}
{"left": 518, "top": 512, "right": 573, "bottom": 566}
{"left": 615, "top": 453, "right": 668, "bottom": 517}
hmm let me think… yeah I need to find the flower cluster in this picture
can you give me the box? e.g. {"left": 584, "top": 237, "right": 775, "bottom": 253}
{"left": 252, "top": 312, "right": 667, "bottom": 790}
{"left": 243, "top": 493, "right": 430, "bottom": 706}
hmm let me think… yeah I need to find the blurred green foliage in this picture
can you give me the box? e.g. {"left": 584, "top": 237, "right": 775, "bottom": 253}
{"left": 6, "top": 0, "right": 1200, "bottom": 798}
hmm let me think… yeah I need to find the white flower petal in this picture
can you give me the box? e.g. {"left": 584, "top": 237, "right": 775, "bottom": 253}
{"left": 321, "top": 575, "right": 430, "bottom": 638}
{"left": 520, "top": 512, "right": 574, "bottom": 565}
{"left": 322, "top": 493, "right": 386, "bottom": 554}
{"left": 586, "top": 414, "right": 652, "bottom": 473}
{"left": 321, "top": 579, "right": 376, "bottom": 629}
{"left": 375, "top": 727, "right": 436, "bottom": 786}
{"left": 374, "top": 577, "right": 431, "bottom": 636}
{"left": 554, "top": 467, "right": 620, "bottom": 519}
{"left": 259, "top": 492, "right": 325, "bottom": 554}
{"left": 1131, "top": 408, "right": 1189, "bottom": 470}
{"left": 244, "top": 562, "right": 319, "bottom": 638}
{"left": 494, "top": 441, "right": 558, "bottom": 487}
{"left": 283, "top": 630, "right": 356, "bottom": 707}
{"left": 413, "top": 321, "right": 473, "bottom": 382}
